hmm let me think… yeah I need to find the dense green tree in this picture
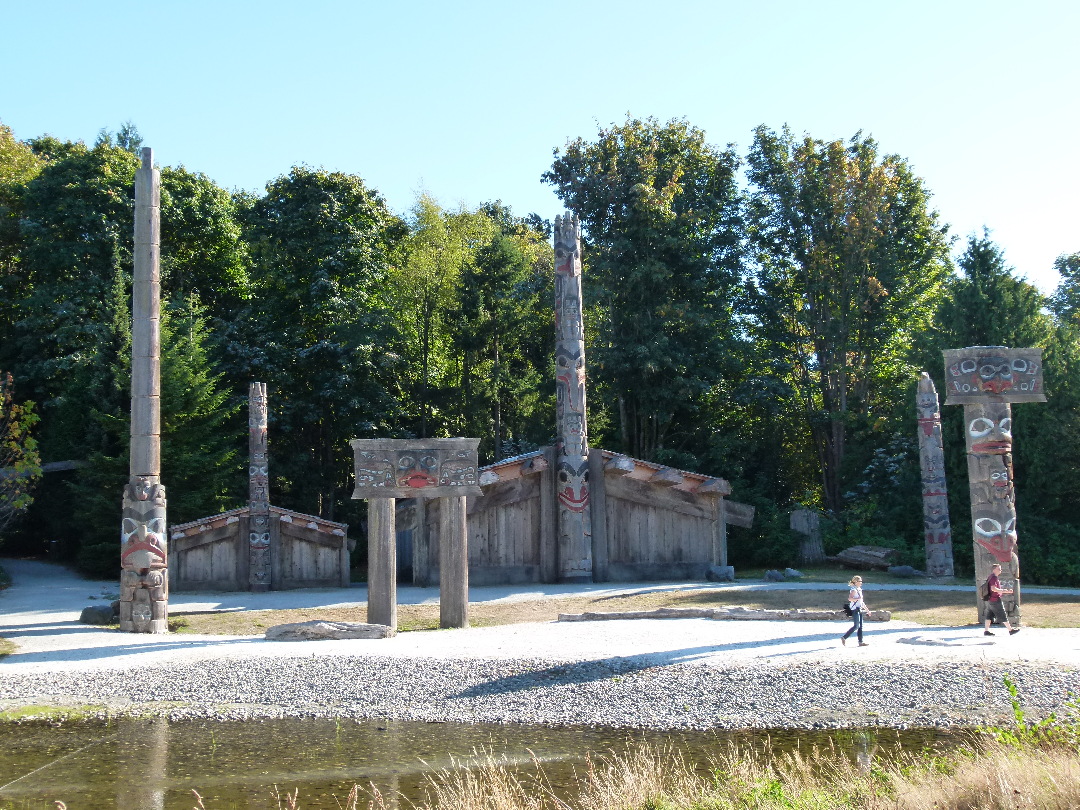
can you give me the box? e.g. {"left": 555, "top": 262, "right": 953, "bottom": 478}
{"left": 0, "top": 372, "right": 41, "bottom": 541}
{"left": 240, "top": 166, "right": 407, "bottom": 521}
{"left": 449, "top": 219, "right": 554, "bottom": 463}
{"left": 543, "top": 116, "right": 743, "bottom": 464}
{"left": 745, "top": 125, "right": 952, "bottom": 513}
{"left": 67, "top": 289, "right": 242, "bottom": 577}
{"left": 390, "top": 195, "right": 497, "bottom": 438}
{"left": 0, "top": 122, "right": 46, "bottom": 369}
{"left": 934, "top": 232, "right": 1053, "bottom": 350}
{"left": 1050, "top": 252, "right": 1080, "bottom": 325}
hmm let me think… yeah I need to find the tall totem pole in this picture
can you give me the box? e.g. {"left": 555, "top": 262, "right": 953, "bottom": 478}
{"left": 248, "top": 382, "right": 271, "bottom": 590}
{"left": 916, "top": 372, "right": 955, "bottom": 577}
{"left": 943, "top": 346, "right": 1045, "bottom": 624}
{"left": 120, "top": 147, "right": 168, "bottom": 633}
{"left": 553, "top": 214, "right": 593, "bottom": 582}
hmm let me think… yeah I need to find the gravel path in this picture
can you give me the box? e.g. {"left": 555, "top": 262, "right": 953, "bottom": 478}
{"left": 3, "top": 558, "right": 1079, "bottom": 730}
{"left": 1, "top": 655, "right": 1076, "bottom": 730}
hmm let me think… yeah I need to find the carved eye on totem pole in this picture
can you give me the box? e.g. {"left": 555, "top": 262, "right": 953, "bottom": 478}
{"left": 397, "top": 453, "right": 439, "bottom": 489}
{"left": 974, "top": 516, "right": 1018, "bottom": 562}
{"left": 249, "top": 532, "right": 270, "bottom": 549}
{"left": 557, "top": 460, "right": 589, "bottom": 513}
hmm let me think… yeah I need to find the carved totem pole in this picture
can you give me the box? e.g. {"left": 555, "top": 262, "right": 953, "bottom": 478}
{"left": 943, "top": 346, "right": 1045, "bottom": 624}
{"left": 553, "top": 214, "right": 593, "bottom": 583}
{"left": 916, "top": 372, "right": 955, "bottom": 577}
{"left": 120, "top": 147, "right": 168, "bottom": 633}
{"left": 248, "top": 382, "right": 271, "bottom": 590}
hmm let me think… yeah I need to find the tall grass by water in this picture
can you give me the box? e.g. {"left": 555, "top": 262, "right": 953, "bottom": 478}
{"left": 239, "top": 677, "right": 1080, "bottom": 810}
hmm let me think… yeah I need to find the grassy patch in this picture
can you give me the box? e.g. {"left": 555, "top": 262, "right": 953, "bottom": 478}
{"left": 170, "top": 587, "right": 1080, "bottom": 636}
{"left": 0, "top": 563, "right": 10, "bottom": 590}
{"left": 0, "top": 637, "right": 15, "bottom": 659}
{"left": 0, "top": 703, "right": 110, "bottom": 722}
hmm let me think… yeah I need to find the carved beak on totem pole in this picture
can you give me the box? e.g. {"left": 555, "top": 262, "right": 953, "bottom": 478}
{"left": 121, "top": 517, "right": 167, "bottom": 574}
{"left": 974, "top": 515, "right": 1018, "bottom": 563}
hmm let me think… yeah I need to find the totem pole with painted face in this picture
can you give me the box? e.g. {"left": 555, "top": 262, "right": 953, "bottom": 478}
{"left": 916, "top": 373, "right": 955, "bottom": 577}
{"left": 553, "top": 214, "right": 593, "bottom": 582}
{"left": 121, "top": 147, "right": 168, "bottom": 633}
{"left": 248, "top": 382, "right": 271, "bottom": 590}
{"left": 943, "top": 346, "right": 1045, "bottom": 624}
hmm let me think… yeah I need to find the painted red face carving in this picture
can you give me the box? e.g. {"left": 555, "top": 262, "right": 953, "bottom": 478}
{"left": 557, "top": 459, "right": 589, "bottom": 512}
{"left": 397, "top": 453, "right": 439, "bottom": 489}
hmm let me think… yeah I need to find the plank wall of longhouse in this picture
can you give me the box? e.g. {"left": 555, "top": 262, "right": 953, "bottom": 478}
{"left": 400, "top": 447, "right": 738, "bottom": 586}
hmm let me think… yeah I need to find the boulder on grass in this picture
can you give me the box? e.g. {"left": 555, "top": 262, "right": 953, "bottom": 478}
{"left": 763, "top": 569, "right": 786, "bottom": 582}
{"left": 835, "top": 545, "right": 899, "bottom": 571}
{"left": 784, "top": 568, "right": 804, "bottom": 579}
{"left": 264, "top": 621, "right": 394, "bottom": 641}
{"left": 707, "top": 565, "right": 735, "bottom": 582}
{"left": 888, "top": 564, "right": 926, "bottom": 578}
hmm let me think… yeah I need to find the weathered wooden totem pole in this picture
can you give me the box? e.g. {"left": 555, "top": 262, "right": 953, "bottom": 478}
{"left": 916, "top": 372, "right": 955, "bottom": 577}
{"left": 943, "top": 347, "right": 1045, "bottom": 624}
{"left": 248, "top": 382, "right": 271, "bottom": 590}
{"left": 120, "top": 147, "right": 168, "bottom": 633}
{"left": 553, "top": 214, "right": 593, "bottom": 583}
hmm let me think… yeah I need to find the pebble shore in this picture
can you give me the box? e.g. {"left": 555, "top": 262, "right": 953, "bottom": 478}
{"left": 1, "top": 655, "right": 1077, "bottom": 730}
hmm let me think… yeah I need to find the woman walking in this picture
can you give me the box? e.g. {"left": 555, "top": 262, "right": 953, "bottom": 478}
{"left": 842, "top": 575, "right": 870, "bottom": 647}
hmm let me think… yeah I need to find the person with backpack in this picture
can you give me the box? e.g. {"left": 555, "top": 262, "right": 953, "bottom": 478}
{"left": 984, "top": 563, "right": 1020, "bottom": 636}
{"left": 841, "top": 575, "right": 870, "bottom": 646}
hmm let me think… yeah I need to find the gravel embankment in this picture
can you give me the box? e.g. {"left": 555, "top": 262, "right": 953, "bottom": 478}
{"left": 1, "top": 656, "right": 1076, "bottom": 730}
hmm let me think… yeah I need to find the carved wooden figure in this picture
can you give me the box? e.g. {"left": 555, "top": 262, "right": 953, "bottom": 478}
{"left": 121, "top": 147, "right": 168, "bottom": 633}
{"left": 248, "top": 382, "right": 271, "bottom": 590}
{"left": 916, "top": 373, "right": 955, "bottom": 577}
{"left": 943, "top": 346, "right": 1046, "bottom": 625}
{"left": 553, "top": 214, "right": 593, "bottom": 582}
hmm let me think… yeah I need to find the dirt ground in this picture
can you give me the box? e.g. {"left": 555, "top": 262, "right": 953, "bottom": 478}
{"left": 169, "top": 587, "right": 1080, "bottom": 635}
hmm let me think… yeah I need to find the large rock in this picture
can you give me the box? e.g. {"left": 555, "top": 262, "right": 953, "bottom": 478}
{"left": 835, "top": 545, "right": 900, "bottom": 570}
{"left": 264, "top": 621, "right": 394, "bottom": 641}
{"left": 706, "top": 565, "right": 735, "bottom": 582}
{"left": 763, "top": 569, "right": 786, "bottom": 581}
{"left": 79, "top": 604, "right": 116, "bottom": 625}
{"left": 888, "top": 564, "right": 926, "bottom": 578}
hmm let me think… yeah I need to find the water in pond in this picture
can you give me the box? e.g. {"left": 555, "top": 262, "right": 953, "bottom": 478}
{"left": 0, "top": 717, "right": 967, "bottom": 809}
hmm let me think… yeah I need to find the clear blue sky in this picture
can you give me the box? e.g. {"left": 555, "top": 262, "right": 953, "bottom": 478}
{"left": 2, "top": 0, "right": 1076, "bottom": 293}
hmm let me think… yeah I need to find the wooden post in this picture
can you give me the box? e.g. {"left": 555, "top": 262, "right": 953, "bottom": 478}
{"left": 916, "top": 372, "right": 955, "bottom": 577}
{"left": 553, "top": 214, "right": 593, "bottom": 582}
{"left": 367, "top": 498, "right": 396, "bottom": 629}
{"left": 439, "top": 495, "right": 469, "bottom": 628}
{"left": 943, "top": 347, "right": 1046, "bottom": 625}
{"left": 588, "top": 449, "right": 608, "bottom": 582}
{"left": 120, "top": 146, "right": 168, "bottom": 634}
{"left": 539, "top": 445, "right": 558, "bottom": 583}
